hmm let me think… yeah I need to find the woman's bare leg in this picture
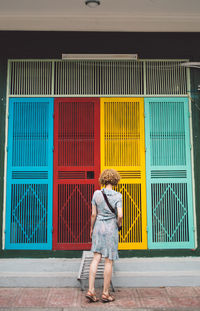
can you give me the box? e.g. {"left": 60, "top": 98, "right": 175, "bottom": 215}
{"left": 88, "top": 252, "right": 102, "bottom": 293}
{"left": 103, "top": 258, "right": 113, "bottom": 295}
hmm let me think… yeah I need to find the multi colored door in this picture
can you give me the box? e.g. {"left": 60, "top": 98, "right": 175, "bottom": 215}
{"left": 5, "top": 98, "right": 54, "bottom": 249}
{"left": 101, "top": 98, "right": 147, "bottom": 249}
{"left": 5, "top": 96, "right": 195, "bottom": 251}
{"left": 145, "top": 97, "right": 195, "bottom": 248}
{"left": 53, "top": 98, "right": 100, "bottom": 250}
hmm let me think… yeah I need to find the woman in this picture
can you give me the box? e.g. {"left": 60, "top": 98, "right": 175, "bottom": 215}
{"left": 86, "top": 169, "right": 123, "bottom": 303}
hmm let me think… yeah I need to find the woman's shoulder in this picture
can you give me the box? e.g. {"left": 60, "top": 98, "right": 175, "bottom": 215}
{"left": 104, "top": 189, "right": 122, "bottom": 199}
{"left": 93, "top": 189, "right": 102, "bottom": 195}
{"left": 92, "top": 189, "right": 102, "bottom": 199}
{"left": 115, "top": 191, "right": 122, "bottom": 200}
{"left": 94, "top": 188, "right": 122, "bottom": 199}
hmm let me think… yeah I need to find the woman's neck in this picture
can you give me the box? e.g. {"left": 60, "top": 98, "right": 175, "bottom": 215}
{"left": 105, "top": 184, "right": 113, "bottom": 190}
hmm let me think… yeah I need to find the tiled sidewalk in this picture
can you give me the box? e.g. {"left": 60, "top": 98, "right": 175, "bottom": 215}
{"left": 0, "top": 287, "right": 200, "bottom": 310}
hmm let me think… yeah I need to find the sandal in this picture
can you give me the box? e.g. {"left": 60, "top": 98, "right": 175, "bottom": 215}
{"left": 101, "top": 292, "right": 115, "bottom": 303}
{"left": 85, "top": 290, "right": 99, "bottom": 302}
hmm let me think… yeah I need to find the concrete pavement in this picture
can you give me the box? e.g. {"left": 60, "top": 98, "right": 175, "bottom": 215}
{"left": 1, "top": 287, "right": 200, "bottom": 310}
{"left": 1, "top": 258, "right": 200, "bottom": 288}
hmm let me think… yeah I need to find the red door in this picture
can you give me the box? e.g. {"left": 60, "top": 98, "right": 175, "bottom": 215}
{"left": 53, "top": 98, "right": 100, "bottom": 250}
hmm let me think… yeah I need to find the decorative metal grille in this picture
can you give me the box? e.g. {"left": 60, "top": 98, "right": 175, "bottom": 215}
{"left": 103, "top": 99, "right": 141, "bottom": 167}
{"left": 5, "top": 58, "right": 193, "bottom": 252}
{"left": 8, "top": 59, "right": 188, "bottom": 96}
{"left": 9, "top": 61, "right": 53, "bottom": 95}
{"left": 57, "top": 184, "right": 94, "bottom": 245}
{"left": 54, "top": 61, "right": 101, "bottom": 95}
{"left": 101, "top": 98, "right": 147, "bottom": 249}
{"left": 145, "top": 61, "right": 188, "bottom": 95}
{"left": 54, "top": 60, "right": 143, "bottom": 95}
{"left": 151, "top": 183, "right": 189, "bottom": 243}
{"left": 145, "top": 97, "right": 194, "bottom": 249}
{"left": 57, "top": 100, "right": 95, "bottom": 167}
{"left": 12, "top": 100, "right": 49, "bottom": 166}
{"left": 53, "top": 98, "right": 100, "bottom": 250}
{"left": 10, "top": 184, "right": 48, "bottom": 244}
{"left": 5, "top": 98, "right": 54, "bottom": 249}
{"left": 115, "top": 183, "right": 143, "bottom": 244}
{"left": 149, "top": 99, "right": 186, "bottom": 166}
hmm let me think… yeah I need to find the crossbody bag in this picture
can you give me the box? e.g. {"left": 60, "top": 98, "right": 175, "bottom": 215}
{"left": 101, "top": 190, "right": 122, "bottom": 232}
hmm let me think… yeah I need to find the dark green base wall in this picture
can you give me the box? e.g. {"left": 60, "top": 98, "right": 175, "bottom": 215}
{"left": 1, "top": 31, "right": 200, "bottom": 258}
{"left": 1, "top": 249, "right": 200, "bottom": 259}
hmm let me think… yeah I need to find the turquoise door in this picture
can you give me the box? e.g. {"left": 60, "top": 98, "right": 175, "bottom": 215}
{"left": 5, "top": 98, "right": 54, "bottom": 249}
{"left": 145, "top": 97, "right": 195, "bottom": 249}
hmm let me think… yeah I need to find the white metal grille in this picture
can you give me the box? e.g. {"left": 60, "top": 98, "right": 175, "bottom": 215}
{"left": 145, "top": 61, "right": 187, "bottom": 95}
{"left": 8, "top": 59, "right": 189, "bottom": 96}
{"left": 54, "top": 60, "right": 143, "bottom": 95}
{"left": 9, "top": 61, "right": 53, "bottom": 95}
{"left": 54, "top": 61, "right": 100, "bottom": 95}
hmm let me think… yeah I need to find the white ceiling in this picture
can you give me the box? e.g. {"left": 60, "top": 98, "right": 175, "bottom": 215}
{"left": 0, "top": 0, "right": 200, "bottom": 31}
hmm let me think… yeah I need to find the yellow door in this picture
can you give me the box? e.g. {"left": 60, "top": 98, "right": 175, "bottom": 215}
{"left": 101, "top": 98, "right": 147, "bottom": 249}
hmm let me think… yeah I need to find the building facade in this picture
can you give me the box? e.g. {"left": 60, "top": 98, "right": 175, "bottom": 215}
{"left": 0, "top": 31, "right": 200, "bottom": 258}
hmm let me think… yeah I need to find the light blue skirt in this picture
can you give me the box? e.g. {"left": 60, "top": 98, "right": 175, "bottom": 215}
{"left": 91, "top": 218, "right": 119, "bottom": 260}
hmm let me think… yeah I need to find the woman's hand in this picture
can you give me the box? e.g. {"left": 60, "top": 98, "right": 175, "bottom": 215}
{"left": 90, "top": 228, "right": 93, "bottom": 239}
{"left": 118, "top": 218, "right": 122, "bottom": 228}
{"left": 117, "top": 206, "right": 123, "bottom": 228}
{"left": 90, "top": 204, "right": 97, "bottom": 239}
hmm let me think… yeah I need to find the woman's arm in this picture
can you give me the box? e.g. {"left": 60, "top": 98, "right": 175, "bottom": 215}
{"left": 117, "top": 207, "right": 123, "bottom": 228}
{"left": 117, "top": 193, "right": 123, "bottom": 228}
{"left": 90, "top": 204, "right": 97, "bottom": 239}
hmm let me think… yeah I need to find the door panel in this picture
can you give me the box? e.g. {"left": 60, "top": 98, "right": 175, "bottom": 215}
{"left": 145, "top": 97, "right": 195, "bottom": 249}
{"left": 5, "top": 98, "right": 53, "bottom": 249}
{"left": 53, "top": 98, "right": 100, "bottom": 250}
{"left": 101, "top": 98, "right": 147, "bottom": 249}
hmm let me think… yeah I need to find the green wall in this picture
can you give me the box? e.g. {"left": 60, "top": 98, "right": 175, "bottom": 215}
{"left": 1, "top": 31, "right": 200, "bottom": 258}
{"left": 0, "top": 57, "right": 7, "bottom": 254}
{"left": 191, "top": 68, "right": 200, "bottom": 253}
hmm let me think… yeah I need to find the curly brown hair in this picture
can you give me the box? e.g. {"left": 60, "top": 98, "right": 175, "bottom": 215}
{"left": 99, "top": 169, "right": 121, "bottom": 186}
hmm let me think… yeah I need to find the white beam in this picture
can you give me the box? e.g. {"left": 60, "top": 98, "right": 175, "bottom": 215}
{"left": 0, "top": 14, "right": 200, "bottom": 32}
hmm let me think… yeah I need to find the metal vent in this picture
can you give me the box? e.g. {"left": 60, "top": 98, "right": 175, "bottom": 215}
{"left": 145, "top": 61, "right": 187, "bottom": 95}
{"left": 12, "top": 171, "right": 48, "bottom": 179}
{"left": 54, "top": 60, "right": 143, "bottom": 95}
{"left": 151, "top": 170, "right": 187, "bottom": 179}
{"left": 149, "top": 99, "right": 186, "bottom": 166}
{"left": 58, "top": 171, "right": 86, "bottom": 179}
{"left": 102, "top": 98, "right": 142, "bottom": 167}
{"left": 12, "top": 101, "right": 50, "bottom": 167}
{"left": 117, "top": 170, "right": 141, "bottom": 179}
{"left": 8, "top": 59, "right": 188, "bottom": 96}
{"left": 9, "top": 61, "right": 53, "bottom": 95}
